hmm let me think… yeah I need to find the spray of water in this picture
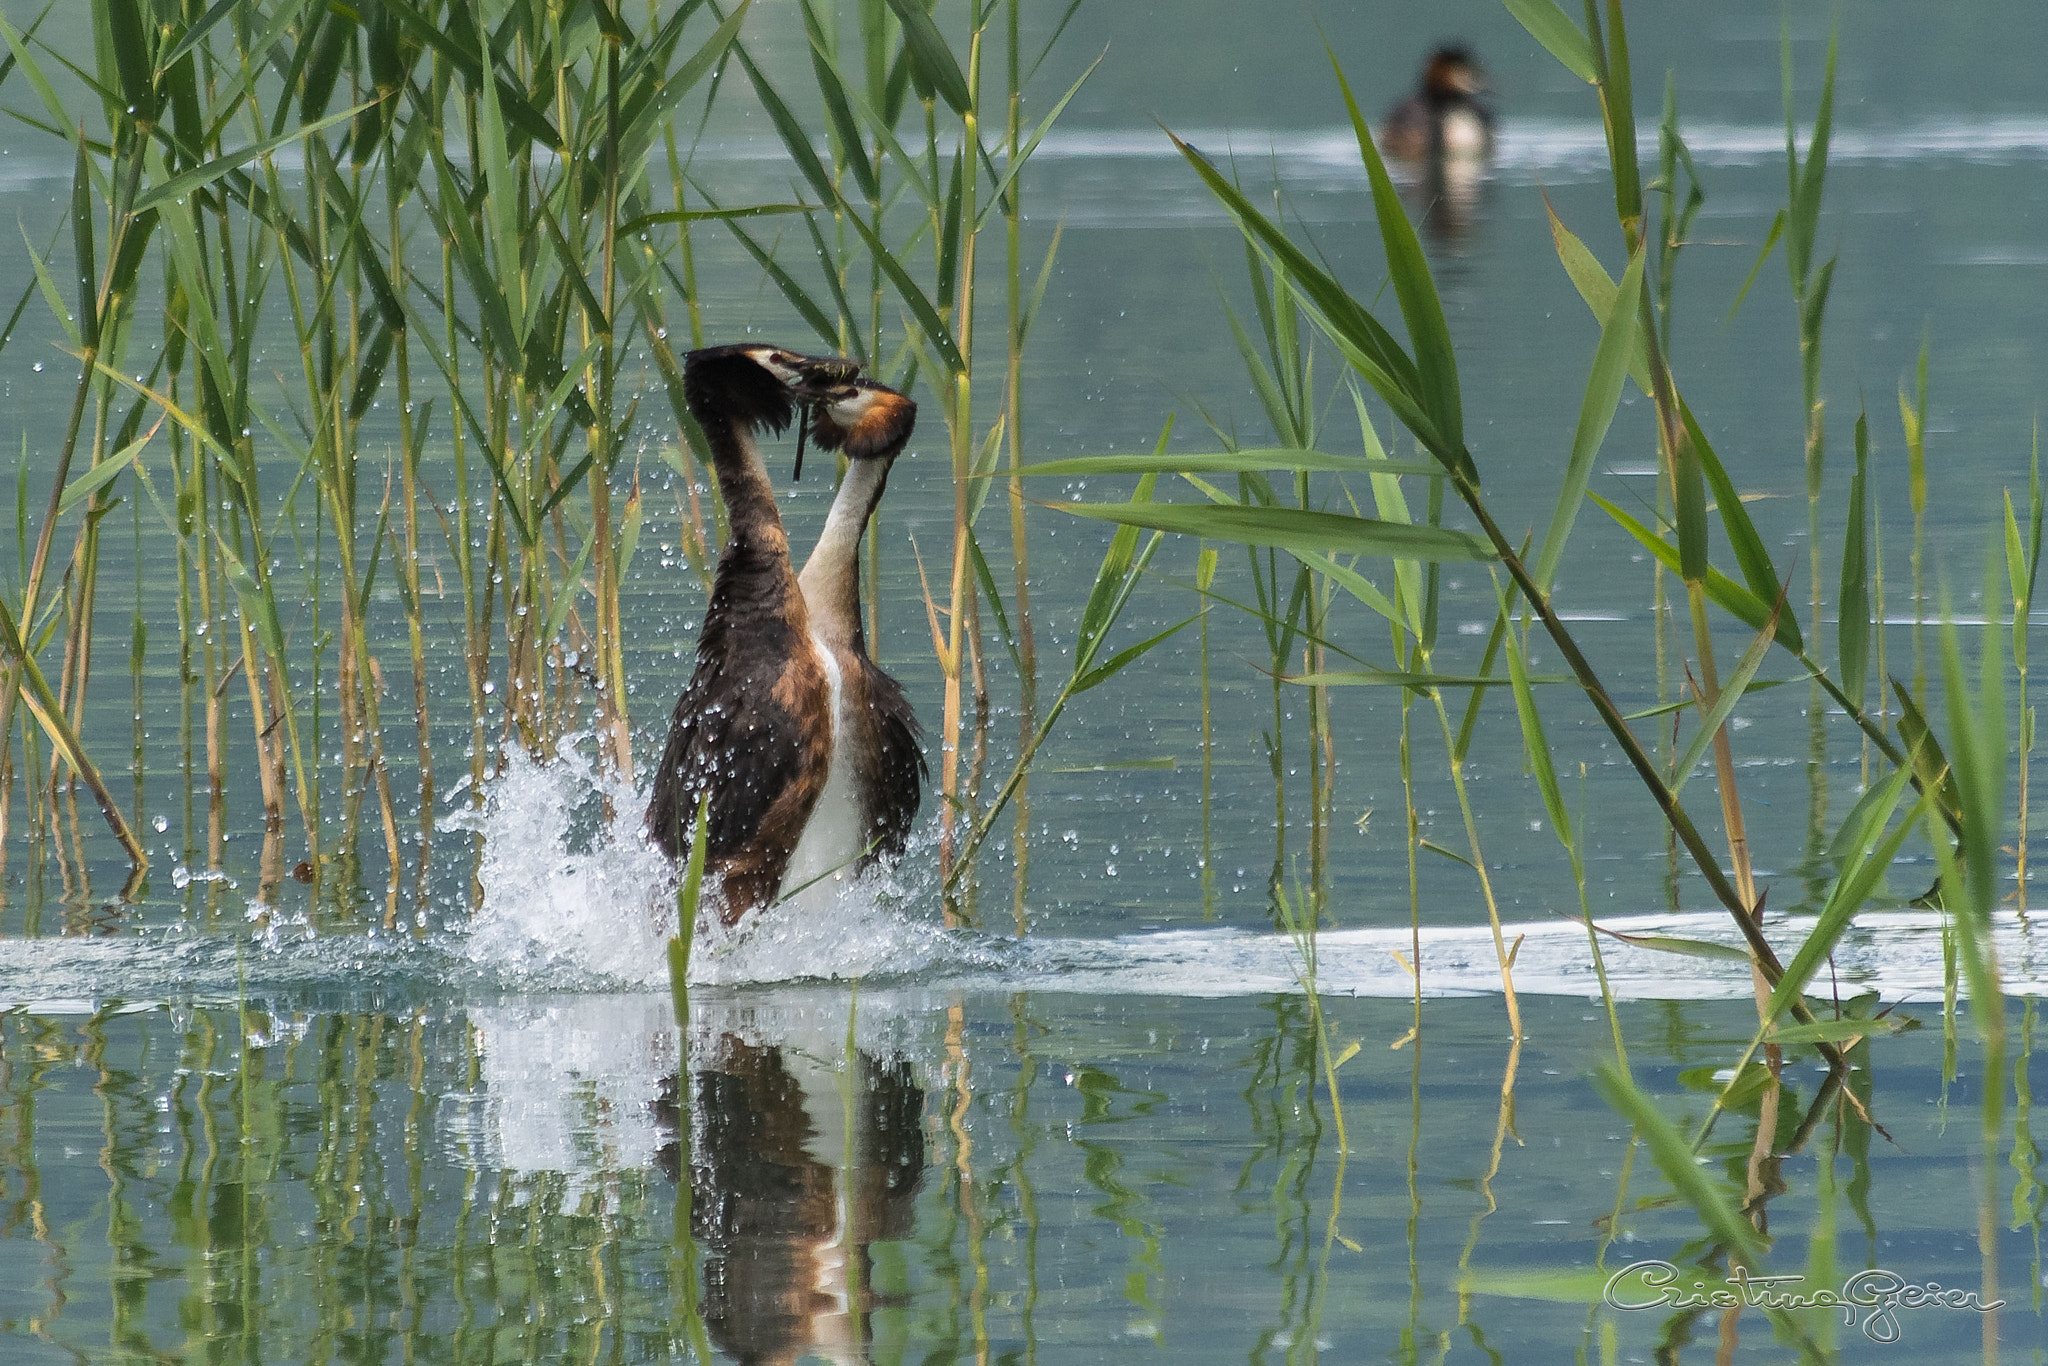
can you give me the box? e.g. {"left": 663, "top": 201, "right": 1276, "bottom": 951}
{"left": 447, "top": 737, "right": 989, "bottom": 989}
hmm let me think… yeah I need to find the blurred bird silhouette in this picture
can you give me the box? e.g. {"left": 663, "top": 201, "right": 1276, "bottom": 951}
{"left": 1380, "top": 44, "right": 1494, "bottom": 162}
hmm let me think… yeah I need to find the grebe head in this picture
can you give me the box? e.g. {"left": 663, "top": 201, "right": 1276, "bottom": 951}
{"left": 1422, "top": 45, "right": 1486, "bottom": 102}
{"left": 682, "top": 344, "right": 852, "bottom": 435}
{"left": 802, "top": 377, "right": 918, "bottom": 463}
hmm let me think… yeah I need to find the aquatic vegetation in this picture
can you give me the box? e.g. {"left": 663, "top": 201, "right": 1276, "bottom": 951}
{"left": 0, "top": 1, "right": 2042, "bottom": 1360}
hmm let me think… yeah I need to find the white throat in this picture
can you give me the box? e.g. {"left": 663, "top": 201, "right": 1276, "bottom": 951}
{"left": 780, "top": 634, "right": 862, "bottom": 910}
{"left": 798, "top": 459, "right": 888, "bottom": 601}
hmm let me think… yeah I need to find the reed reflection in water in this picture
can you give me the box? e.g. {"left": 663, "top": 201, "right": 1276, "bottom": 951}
{"left": 0, "top": 990, "right": 2037, "bottom": 1362}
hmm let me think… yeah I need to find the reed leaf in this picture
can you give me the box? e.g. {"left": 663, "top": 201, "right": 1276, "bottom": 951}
{"left": 1683, "top": 397, "right": 1796, "bottom": 649}
{"left": 1669, "top": 601, "right": 1779, "bottom": 797}
{"left": 157, "top": 0, "right": 243, "bottom": 74}
{"left": 978, "top": 53, "right": 1099, "bottom": 226}
{"left": 621, "top": 3, "right": 751, "bottom": 167}
{"left": 133, "top": 102, "right": 375, "bottom": 215}
{"left": 1071, "top": 616, "right": 1197, "bottom": 696}
{"left": 1766, "top": 1017, "right": 1919, "bottom": 1045}
{"left": 101, "top": 0, "right": 156, "bottom": 128}
{"left": 1328, "top": 45, "right": 1466, "bottom": 468}
{"left": 1542, "top": 194, "right": 1650, "bottom": 392}
{"left": 1587, "top": 925, "right": 1754, "bottom": 963}
{"left": 69, "top": 136, "right": 96, "bottom": 351}
{"left": 1901, "top": 335, "right": 1928, "bottom": 523}
{"left": 830, "top": 186, "right": 964, "bottom": 373}
{"left": 1296, "top": 669, "right": 1540, "bottom": 691}
{"left": 1593, "top": 1064, "right": 1767, "bottom": 1268}
{"left": 0, "top": 13, "right": 72, "bottom": 137}
{"left": 1167, "top": 134, "right": 1444, "bottom": 463}
{"left": 0, "top": 592, "right": 145, "bottom": 864}
{"left": 798, "top": 0, "right": 880, "bottom": 200}
{"left": 1937, "top": 571, "right": 2009, "bottom": 1034}
{"left": 56, "top": 434, "right": 152, "bottom": 518}
{"left": 618, "top": 203, "right": 814, "bottom": 235}
{"left": 1595, "top": 0, "right": 1642, "bottom": 229}
{"left": 1783, "top": 27, "right": 1838, "bottom": 289}
{"left": 1050, "top": 500, "right": 1492, "bottom": 565}
{"left": 1504, "top": 0, "right": 1598, "bottom": 83}
{"left": 1010, "top": 449, "right": 1440, "bottom": 479}
{"left": 1588, "top": 492, "right": 1799, "bottom": 647}
{"left": 1765, "top": 771, "right": 1924, "bottom": 1024}
{"left": 1504, "top": 604, "right": 1571, "bottom": 841}
{"left": 380, "top": 0, "right": 561, "bottom": 150}
{"left": 1535, "top": 243, "right": 1642, "bottom": 592}
{"left": 20, "top": 225, "right": 79, "bottom": 351}
{"left": 732, "top": 40, "right": 840, "bottom": 211}
{"left": 696, "top": 189, "right": 843, "bottom": 350}
{"left": 2003, "top": 449, "right": 2043, "bottom": 668}
{"left": 882, "top": 0, "right": 970, "bottom": 114}
{"left": 1838, "top": 410, "right": 1872, "bottom": 704}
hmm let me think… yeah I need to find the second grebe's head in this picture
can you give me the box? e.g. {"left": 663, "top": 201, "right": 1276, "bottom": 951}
{"left": 801, "top": 378, "right": 918, "bottom": 463}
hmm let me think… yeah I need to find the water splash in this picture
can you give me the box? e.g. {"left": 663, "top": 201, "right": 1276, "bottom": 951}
{"left": 7, "top": 740, "right": 2042, "bottom": 1010}
{"left": 446, "top": 738, "right": 990, "bottom": 989}
{"left": 445, "top": 739, "right": 677, "bottom": 987}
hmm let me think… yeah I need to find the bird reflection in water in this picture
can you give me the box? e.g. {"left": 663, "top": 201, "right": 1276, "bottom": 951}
{"left": 656, "top": 1035, "right": 928, "bottom": 1366}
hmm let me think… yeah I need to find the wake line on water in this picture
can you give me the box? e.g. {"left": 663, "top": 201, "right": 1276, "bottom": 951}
{"left": 1036, "top": 117, "right": 2048, "bottom": 173}
{"left": 4, "top": 748, "right": 2042, "bottom": 1010}
{"left": 2, "top": 906, "right": 2044, "bottom": 1012}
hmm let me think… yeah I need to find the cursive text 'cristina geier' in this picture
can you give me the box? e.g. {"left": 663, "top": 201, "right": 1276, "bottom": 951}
{"left": 1602, "top": 1260, "right": 2003, "bottom": 1343}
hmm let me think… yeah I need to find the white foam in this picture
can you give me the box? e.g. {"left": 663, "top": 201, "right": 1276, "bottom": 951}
{"left": 980, "top": 908, "right": 2048, "bottom": 1002}
{"left": 446, "top": 738, "right": 679, "bottom": 987}
{"left": 447, "top": 736, "right": 980, "bottom": 989}
{"left": 454, "top": 995, "right": 682, "bottom": 1194}
{"left": 1031, "top": 117, "right": 2048, "bottom": 175}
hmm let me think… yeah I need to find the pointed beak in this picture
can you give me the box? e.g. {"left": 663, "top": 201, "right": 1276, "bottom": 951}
{"left": 784, "top": 356, "right": 863, "bottom": 481}
{"left": 787, "top": 354, "right": 863, "bottom": 402}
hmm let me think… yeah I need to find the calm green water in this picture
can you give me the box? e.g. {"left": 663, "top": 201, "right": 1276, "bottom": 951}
{"left": 3, "top": 0, "right": 2046, "bottom": 1360}
{"left": 1, "top": 991, "right": 2039, "bottom": 1363}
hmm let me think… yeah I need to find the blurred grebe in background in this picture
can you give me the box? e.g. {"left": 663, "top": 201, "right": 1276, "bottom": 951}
{"left": 1380, "top": 44, "right": 1494, "bottom": 162}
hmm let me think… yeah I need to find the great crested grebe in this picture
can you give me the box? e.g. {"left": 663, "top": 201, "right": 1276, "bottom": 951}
{"left": 1380, "top": 44, "right": 1494, "bottom": 162}
{"left": 646, "top": 344, "right": 922, "bottom": 924}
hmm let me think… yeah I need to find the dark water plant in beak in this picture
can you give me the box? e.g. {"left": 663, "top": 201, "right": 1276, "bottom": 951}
{"left": 787, "top": 355, "right": 865, "bottom": 481}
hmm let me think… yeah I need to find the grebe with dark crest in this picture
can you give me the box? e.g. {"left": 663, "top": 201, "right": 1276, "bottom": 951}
{"left": 647, "top": 344, "right": 922, "bottom": 924}
{"left": 1380, "top": 45, "right": 1494, "bottom": 162}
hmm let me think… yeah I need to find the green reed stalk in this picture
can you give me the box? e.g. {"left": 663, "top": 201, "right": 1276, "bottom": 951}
{"left": 1430, "top": 685, "right": 1522, "bottom": 1039}
{"left": 388, "top": 110, "right": 433, "bottom": 892}
{"left": 1002, "top": 0, "right": 1041, "bottom": 929}
{"left": 1198, "top": 544, "right": 1218, "bottom": 919}
{"left": 1902, "top": 333, "right": 1931, "bottom": 695}
{"left": 935, "top": 14, "right": 988, "bottom": 899}
{"left": 2005, "top": 440, "right": 2043, "bottom": 912}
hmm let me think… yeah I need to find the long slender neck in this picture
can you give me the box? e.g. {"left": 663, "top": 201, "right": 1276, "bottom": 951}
{"left": 797, "top": 457, "right": 892, "bottom": 650}
{"left": 699, "top": 412, "right": 786, "bottom": 555}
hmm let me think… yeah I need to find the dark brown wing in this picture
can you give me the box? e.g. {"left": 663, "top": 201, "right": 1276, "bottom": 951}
{"left": 851, "top": 657, "right": 924, "bottom": 869}
{"left": 647, "top": 539, "right": 830, "bottom": 916}
{"left": 646, "top": 649, "right": 805, "bottom": 857}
